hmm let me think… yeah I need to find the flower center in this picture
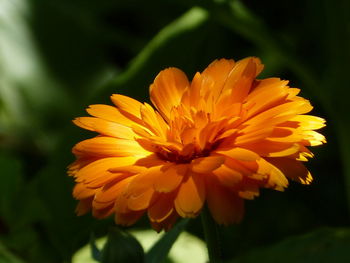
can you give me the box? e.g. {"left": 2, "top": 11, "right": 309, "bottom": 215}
{"left": 155, "top": 140, "right": 221, "bottom": 164}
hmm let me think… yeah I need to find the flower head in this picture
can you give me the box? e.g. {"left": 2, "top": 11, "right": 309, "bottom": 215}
{"left": 69, "top": 57, "right": 326, "bottom": 231}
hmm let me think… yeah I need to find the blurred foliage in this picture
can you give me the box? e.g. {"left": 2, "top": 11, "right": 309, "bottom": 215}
{"left": 99, "top": 228, "right": 144, "bottom": 263}
{"left": 0, "top": 0, "right": 349, "bottom": 262}
{"left": 72, "top": 228, "right": 207, "bottom": 263}
{"left": 231, "top": 227, "right": 350, "bottom": 263}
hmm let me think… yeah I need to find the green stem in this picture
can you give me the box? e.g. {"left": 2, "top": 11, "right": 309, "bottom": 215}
{"left": 201, "top": 206, "right": 223, "bottom": 263}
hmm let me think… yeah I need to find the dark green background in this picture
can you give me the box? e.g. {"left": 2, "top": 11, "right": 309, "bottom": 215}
{"left": 1, "top": 0, "right": 349, "bottom": 262}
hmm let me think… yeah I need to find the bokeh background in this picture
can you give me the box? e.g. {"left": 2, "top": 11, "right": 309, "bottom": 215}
{"left": 1, "top": 0, "right": 350, "bottom": 262}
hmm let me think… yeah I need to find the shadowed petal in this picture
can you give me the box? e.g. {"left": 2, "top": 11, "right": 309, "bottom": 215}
{"left": 154, "top": 164, "right": 188, "bottom": 193}
{"left": 191, "top": 156, "right": 225, "bottom": 174}
{"left": 174, "top": 173, "right": 205, "bottom": 217}
{"left": 206, "top": 175, "right": 244, "bottom": 225}
{"left": 265, "top": 157, "right": 312, "bottom": 185}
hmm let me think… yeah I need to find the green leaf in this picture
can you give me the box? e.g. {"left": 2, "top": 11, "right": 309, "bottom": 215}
{"left": 145, "top": 219, "right": 189, "bottom": 263}
{"left": 95, "top": 7, "right": 209, "bottom": 100}
{"left": 90, "top": 233, "right": 101, "bottom": 262}
{"left": 0, "top": 242, "right": 25, "bottom": 263}
{"left": 229, "top": 227, "right": 350, "bottom": 263}
{"left": 101, "top": 227, "right": 144, "bottom": 263}
{"left": 0, "top": 153, "right": 23, "bottom": 224}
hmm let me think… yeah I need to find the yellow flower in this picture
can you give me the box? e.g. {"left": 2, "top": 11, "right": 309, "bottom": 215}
{"left": 69, "top": 57, "right": 326, "bottom": 231}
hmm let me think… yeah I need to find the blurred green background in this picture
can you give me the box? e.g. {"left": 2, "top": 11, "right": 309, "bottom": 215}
{"left": 1, "top": 0, "right": 350, "bottom": 262}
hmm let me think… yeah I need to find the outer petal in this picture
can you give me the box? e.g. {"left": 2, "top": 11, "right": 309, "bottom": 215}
{"left": 191, "top": 156, "right": 225, "bottom": 174}
{"left": 213, "top": 165, "right": 243, "bottom": 187}
{"left": 73, "top": 117, "right": 136, "bottom": 139}
{"left": 94, "top": 177, "right": 133, "bottom": 205}
{"left": 148, "top": 192, "right": 176, "bottom": 223}
{"left": 86, "top": 104, "right": 137, "bottom": 127}
{"left": 244, "top": 78, "right": 289, "bottom": 119}
{"left": 76, "top": 197, "right": 93, "bottom": 216}
{"left": 150, "top": 68, "right": 190, "bottom": 121}
{"left": 73, "top": 183, "right": 97, "bottom": 199}
{"left": 239, "top": 140, "right": 300, "bottom": 158}
{"left": 75, "top": 156, "right": 137, "bottom": 185}
{"left": 111, "top": 94, "right": 143, "bottom": 124}
{"left": 153, "top": 164, "right": 187, "bottom": 193}
{"left": 265, "top": 157, "right": 312, "bottom": 184}
{"left": 228, "top": 57, "right": 258, "bottom": 103}
{"left": 290, "top": 115, "right": 326, "bottom": 130}
{"left": 198, "top": 58, "right": 236, "bottom": 102}
{"left": 127, "top": 188, "right": 157, "bottom": 211}
{"left": 174, "top": 172, "right": 205, "bottom": 218}
{"left": 140, "top": 103, "right": 168, "bottom": 138}
{"left": 72, "top": 137, "right": 149, "bottom": 157}
{"left": 93, "top": 204, "right": 115, "bottom": 219}
{"left": 243, "top": 100, "right": 313, "bottom": 127}
{"left": 215, "top": 147, "right": 260, "bottom": 161}
{"left": 126, "top": 165, "right": 167, "bottom": 196}
{"left": 150, "top": 211, "right": 179, "bottom": 232}
{"left": 206, "top": 175, "right": 244, "bottom": 225}
{"left": 115, "top": 211, "right": 144, "bottom": 226}
{"left": 257, "top": 159, "right": 289, "bottom": 191}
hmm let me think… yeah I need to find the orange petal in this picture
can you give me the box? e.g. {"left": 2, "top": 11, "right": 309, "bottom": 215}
{"left": 127, "top": 188, "right": 157, "bottom": 211}
{"left": 86, "top": 104, "right": 136, "bottom": 127}
{"left": 234, "top": 127, "right": 274, "bottom": 145}
{"left": 73, "top": 117, "right": 136, "bottom": 139}
{"left": 148, "top": 193, "right": 176, "bottom": 223}
{"left": 213, "top": 165, "right": 243, "bottom": 187}
{"left": 187, "top": 72, "right": 202, "bottom": 108}
{"left": 108, "top": 165, "right": 146, "bottom": 174}
{"left": 73, "top": 183, "right": 97, "bottom": 199}
{"left": 191, "top": 156, "right": 225, "bottom": 174}
{"left": 126, "top": 165, "right": 166, "bottom": 196}
{"left": 94, "top": 176, "right": 132, "bottom": 204}
{"left": 301, "top": 131, "right": 326, "bottom": 146}
{"left": 114, "top": 191, "right": 130, "bottom": 214}
{"left": 290, "top": 115, "right": 326, "bottom": 130}
{"left": 267, "top": 127, "right": 302, "bottom": 143}
{"left": 258, "top": 159, "right": 289, "bottom": 190}
{"left": 215, "top": 147, "right": 260, "bottom": 161}
{"left": 237, "top": 183, "right": 261, "bottom": 199}
{"left": 134, "top": 154, "right": 166, "bottom": 168}
{"left": 75, "top": 197, "right": 93, "bottom": 216}
{"left": 75, "top": 157, "right": 137, "bottom": 183}
{"left": 238, "top": 140, "right": 300, "bottom": 158}
{"left": 174, "top": 172, "right": 205, "bottom": 217}
{"left": 229, "top": 57, "right": 257, "bottom": 103}
{"left": 68, "top": 157, "right": 99, "bottom": 175}
{"left": 92, "top": 204, "right": 115, "bottom": 219}
{"left": 154, "top": 164, "right": 187, "bottom": 193}
{"left": 72, "top": 136, "right": 149, "bottom": 157}
{"left": 115, "top": 211, "right": 145, "bottom": 226}
{"left": 243, "top": 100, "right": 313, "bottom": 127}
{"left": 199, "top": 58, "right": 236, "bottom": 101}
{"left": 245, "top": 79, "right": 289, "bottom": 118}
{"left": 206, "top": 176, "right": 244, "bottom": 225}
{"left": 140, "top": 103, "right": 168, "bottom": 138}
{"left": 265, "top": 157, "right": 312, "bottom": 185}
{"left": 111, "top": 94, "right": 143, "bottom": 123}
{"left": 150, "top": 211, "right": 178, "bottom": 232}
{"left": 87, "top": 173, "right": 128, "bottom": 189}
{"left": 150, "top": 68, "right": 189, "bottom": 120}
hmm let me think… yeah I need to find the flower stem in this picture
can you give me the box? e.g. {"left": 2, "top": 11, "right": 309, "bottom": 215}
{"left": 201, "top": 206, "right": 223, "bottom": 263}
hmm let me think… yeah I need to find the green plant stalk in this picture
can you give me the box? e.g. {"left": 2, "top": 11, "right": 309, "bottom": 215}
{"left": 201, "top": 206, "right": 223, "bottom": 263}
{"left": 90, "top": 7, "right": 209, "bottom": 102}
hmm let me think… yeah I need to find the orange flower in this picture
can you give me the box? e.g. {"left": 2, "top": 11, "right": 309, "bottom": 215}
{"left": 69, "top": 57, "right": 326, "bottom": 231}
